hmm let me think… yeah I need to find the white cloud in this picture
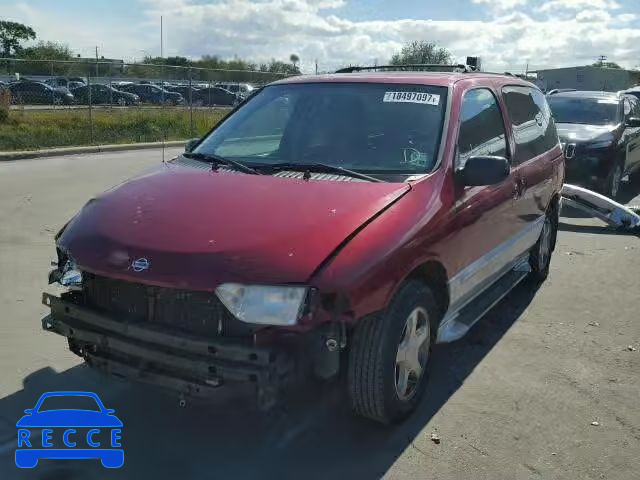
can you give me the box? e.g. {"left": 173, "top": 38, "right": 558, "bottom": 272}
{"left": 616, "top": 13, "right": 637, "bottom": 22}
{"left": 575, "top": 9, "right": 612, "bottom": 22}
{"left": 472, "top": 0, "right": 529, "bottom": 10}
{"left": 537, "top": 0, "right": 620, "bottom": 13}
{"left": 137, "top": 0, "right": 640, "bottom": 72}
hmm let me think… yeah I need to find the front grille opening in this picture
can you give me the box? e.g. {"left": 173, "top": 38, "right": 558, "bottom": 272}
{"left": 82, "top": 273, "right": 258, "bottom": 338}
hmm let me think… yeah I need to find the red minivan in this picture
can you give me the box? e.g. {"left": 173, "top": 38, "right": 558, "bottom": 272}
{"left": 44, "top": 68, "right": 564, "bottom": 424}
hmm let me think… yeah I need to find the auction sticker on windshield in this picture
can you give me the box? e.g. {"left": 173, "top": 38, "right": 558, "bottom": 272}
{"left": 383, "top": 91, "right": 440, "bottom": 105}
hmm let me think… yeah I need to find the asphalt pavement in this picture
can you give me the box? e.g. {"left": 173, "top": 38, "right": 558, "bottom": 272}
{"left": 0, "top": 149, "right": 638, "bottom": 479}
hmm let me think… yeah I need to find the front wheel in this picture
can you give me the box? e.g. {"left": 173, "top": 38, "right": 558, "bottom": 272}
{"left": 348, "top": 281, "right": 439, "bottom": 424}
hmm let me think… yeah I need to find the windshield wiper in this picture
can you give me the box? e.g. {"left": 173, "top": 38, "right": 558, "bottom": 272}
{"left": 183, "top": 152, "right": 260, "bottom": 175}
{"left": 263, "top": 162, "right": 384, "bottom": 183}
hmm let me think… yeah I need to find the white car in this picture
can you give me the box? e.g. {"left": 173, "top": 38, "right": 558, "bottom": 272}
{"left": 215, "top": 82, "right": 255, "bottom": 97}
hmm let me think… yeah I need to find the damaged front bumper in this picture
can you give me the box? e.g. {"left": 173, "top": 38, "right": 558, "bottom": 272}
{"left": 41, "top": 293, "right": 295, "bottom": 410}
{"left": 561, "top": 183, "right": 640, "bottom": 231}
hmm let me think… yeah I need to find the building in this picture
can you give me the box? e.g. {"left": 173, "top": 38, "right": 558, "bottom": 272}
{"left": 532, "top": 66, "right": 640, "bottom": 93}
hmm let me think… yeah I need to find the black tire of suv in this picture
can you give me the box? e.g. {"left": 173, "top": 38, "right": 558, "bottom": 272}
{"left": 529, "top": 204, "right": 559, "bottom": 283}
{"left": 628, "top": 169, "right": 640, "bottom": 186}
{"left": 347, "top": 280, "right": 439, "bottom": 424}
{"left": 603, "top": 160, "right": 624, "bottom": 200}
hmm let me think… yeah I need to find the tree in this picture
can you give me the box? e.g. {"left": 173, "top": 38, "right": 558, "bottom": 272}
{"left": 390, "top": 41, "right": 451, "bottom": 66}
{"left": 21, "top": 41, "right": 72, "bottom": 61}
{"left": 290, "top": 53, "right": 300, "bottom": 69}
{"left": 0, "top": 21, "right": 36, "bottom": 57}
{"left": 592, "top": 61, "right": 622, "bottom": 69}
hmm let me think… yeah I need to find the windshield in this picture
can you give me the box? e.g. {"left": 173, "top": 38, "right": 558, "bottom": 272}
{"left": 194, "top": 83, "right": 448, "bottom": 174}
{"left": 547, "top": 96, "right": 620, "bottom": 125}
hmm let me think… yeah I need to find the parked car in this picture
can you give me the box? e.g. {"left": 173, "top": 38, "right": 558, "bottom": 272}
{"left": 44, "top": 77, "right": 86, "bottom": 89}
{"left": 622, "top": 86, "right": 640, "bottom": 101}
{"left": 196, "top": 86, "right": 240, "bottom": 106}
{"left": 164, "top": 85, "right": 201, "bottom": 105}
{"left": 118, "top": 83, "right": 183, "bottom": 105}
{"left": 547, "top": 90, "right": 640, "bottom": 198}
{"left": 547, "top": 88, "right": 577, "bottom": 96}
{"left": 44, "top": 69, "right": 563, "bottom": 425}
{"left": 216, "top": 82, "right": 255, "bottom": 98}
{"left": 70, "top": 84, "right": 140, "bottom": 106}
{"left": 8, "top": 81, "right": 75, "bottom": 105}
{"left": 67, "top": 81, "right": 85, "bottom": 90}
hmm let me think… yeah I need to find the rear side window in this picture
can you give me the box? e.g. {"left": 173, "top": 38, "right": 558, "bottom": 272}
{"left": 502, "top": 86, "right": 558, "bottom": 164}
{"left": 457, "top": 88, "right": 508, "bottom": 169}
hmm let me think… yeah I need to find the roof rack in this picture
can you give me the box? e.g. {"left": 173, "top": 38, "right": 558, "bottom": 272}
{"left": 335, "top": 63, "right": 472, "bottom": 74}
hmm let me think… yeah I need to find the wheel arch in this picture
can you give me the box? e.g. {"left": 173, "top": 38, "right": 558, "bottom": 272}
{"left": 400, "top": 260, "right": 450, "bottom": 321}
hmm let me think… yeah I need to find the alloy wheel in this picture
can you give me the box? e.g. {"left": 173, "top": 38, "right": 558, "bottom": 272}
{"left": 538, "top": 216, "right": 553, "bottom": 272}
{"left": 395, "top": 307, "right": 430, "bottom": 401}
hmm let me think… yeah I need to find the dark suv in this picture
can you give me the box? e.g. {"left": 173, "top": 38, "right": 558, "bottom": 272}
{"left": 43, "top": 69, "right": 563, "bottom": 424}
{"left": 547, "top": 90, "right": 640, "bottom": 198}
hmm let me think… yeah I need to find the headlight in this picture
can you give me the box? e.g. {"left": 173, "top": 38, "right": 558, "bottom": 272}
{"left": 215, "top": 284, "right": 308, "bottom": 326}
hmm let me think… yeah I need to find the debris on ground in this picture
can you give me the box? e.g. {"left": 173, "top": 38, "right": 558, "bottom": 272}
{"left": 627, "top": 345, "right": 637, "bottom": 352}
{"left": 591, "top": 421, "right": 600, "bottom": 426}
{"left": 431, "top": 432, "right": 441, "bottom": 444}
{"left": 588, "top": 322, "right": 600, "bottom": 327}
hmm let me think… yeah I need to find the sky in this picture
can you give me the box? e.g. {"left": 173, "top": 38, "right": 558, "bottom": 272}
{"left": 1, "top": 0, "right": 639, "bottom": 73}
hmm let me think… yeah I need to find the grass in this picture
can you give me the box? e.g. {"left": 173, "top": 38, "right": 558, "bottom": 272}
{"left": 0, "top": 107, "right": 227, "bottom": 151}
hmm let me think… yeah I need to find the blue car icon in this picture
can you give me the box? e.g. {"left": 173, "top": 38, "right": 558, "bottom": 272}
{"left": 16, "top": 391, "right": 123, "bottom": 468}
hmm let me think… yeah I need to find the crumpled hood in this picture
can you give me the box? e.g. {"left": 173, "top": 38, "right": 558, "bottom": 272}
{"left": 556, "top": 123, "right": 619, "bottom": 144}
{"left": 58, "top": 164, "right": 410, "bottom": 290}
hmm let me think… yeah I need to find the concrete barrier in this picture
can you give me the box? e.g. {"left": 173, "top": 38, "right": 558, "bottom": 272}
{"left": 0, "top": 140, "right": 187, "bottom": 161}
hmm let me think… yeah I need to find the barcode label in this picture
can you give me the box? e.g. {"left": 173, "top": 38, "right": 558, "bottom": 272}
{"left": 383, "top": 91, "right": 440, "bottom": 106}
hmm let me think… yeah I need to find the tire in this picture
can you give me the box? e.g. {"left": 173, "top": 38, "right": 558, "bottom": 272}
{"left": 603, "top": 161, "right": 623, "bottom": 200}
{"left": 117, "top": 97, "right": 127, "bottom": 106}
{"left": 52, "top": 96, "right": 62, "bottom": 106}
{"left": 628, "top": 169, "right": 640, "bottom": 186}
{"left": 347, "top": 280, "right": 439, "bottom": 424}
{"left": 529, "top": 204, "right": 558, "bottom": 283}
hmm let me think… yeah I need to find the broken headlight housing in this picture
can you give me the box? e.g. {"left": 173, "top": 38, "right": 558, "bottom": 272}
{"left": 49, "top": 250, "right": 83, "bottom": 289}
{"left": 215, "top": 284, "right": 308, "bottom": 326}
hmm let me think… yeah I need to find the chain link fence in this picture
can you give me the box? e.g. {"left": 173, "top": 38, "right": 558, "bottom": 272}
{"left": 0, "top": 58, "right": 290, "bottom": 151}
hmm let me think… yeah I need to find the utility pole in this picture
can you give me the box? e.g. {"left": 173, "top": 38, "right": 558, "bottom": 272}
{"left": 597, "top": 55, "right": 607, "bottom": 66}
{"left": 160, "top": 16, "right": 163, "bottom": 58}
{"left": 315, "top": 59, "right": 318, "bottom": 75}
{"left": 95, "top": 46, "right": 99, "bottom": 79}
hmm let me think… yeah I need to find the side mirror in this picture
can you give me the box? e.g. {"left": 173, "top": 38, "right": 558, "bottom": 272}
{"left": 185, "top": 138, "right": 200, "bottom": 153}
{"left": 458, "top": 155, "right": 510, "bottom": 187}
{"left": 625, "top": 117, "right": 640, "bottom": 128}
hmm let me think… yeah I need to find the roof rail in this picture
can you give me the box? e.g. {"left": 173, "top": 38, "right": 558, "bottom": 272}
{"left": 335, "top": 63, "right": 471, "bottom": 74}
